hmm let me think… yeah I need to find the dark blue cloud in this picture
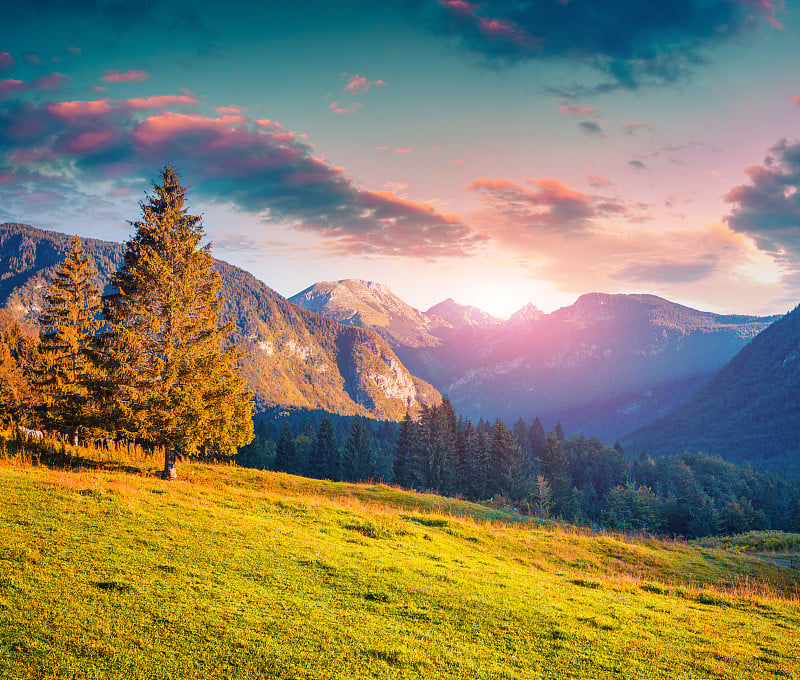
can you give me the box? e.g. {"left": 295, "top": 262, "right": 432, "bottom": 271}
{"left": 434, "top": 0, "right": 781, "bottom": 89}
{"left": 579, "top": 121, "right": 604, "bottom": 137}
{"left": 725, "top": 139, "right": 800, "bottom": 268}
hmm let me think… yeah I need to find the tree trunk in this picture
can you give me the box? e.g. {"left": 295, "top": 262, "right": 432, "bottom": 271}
{"left": 162, "top": 447, "right": 178, "bottom": 481}
{"left": 71, "top": 430, "right": 79, "bottom": 448}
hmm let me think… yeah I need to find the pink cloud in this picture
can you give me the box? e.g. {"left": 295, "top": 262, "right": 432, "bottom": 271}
{"left": 131, "top": 112, "right": 250, "bottom": 147}
{"left": 586, "top": 173, "right": 614, "bottom": 187}
{"left": 462, "top": 179, "right": 742, "bottom": 294}
{"left": 479, "top": 17, "right": 513, "bottom": 34}
{"left": 740, "top": 0, "right": 784, "bottom": 28}
{"left": 0, "top": 102, "right": 484, "bottom": 258}
{"left": 558, "top": 105, "right": 595, "bottom": 116}
{"left": 61, "top": 130, "right": 118, "bottom": 154}
{"left": 478, "top": 16, "right": 537, "bottom": 48}
{"left": 441, "top": 0, "right": 474, "bottom": 12}
{"left": 790, "top": 94, "right": 800, "bottom": 105}
{"left": 0, "top": 53, "right": 15, "bottom": 74}
{"left": 343, "top": 74, "right": 387, "bottom": 94}
{"left": 118, "top": 94, "right": 198, "bottom": 110}
{"left": 304, "top": 189, "right": 482, "bottom": 258}
{"left": 67, "top": 47, "right": 82, "bottom": 57}
{"left": 344, "top": 75, "right": 369, "bottom": 93}
{"left": 215, "top": 105, "right": 243, "bottom": 115}
{"left": 24, "top": 53, "right": 42, "bottom": 65}
{"left": 268, "top": 131, "right": 298, "bottom": 144}
{"left": 360, "top": 190, "right": 460, "bottom": 221}
{"left": 394, "top": 148, "right": 412, "bottom": 153}
{"left": 439, "top": 3, "right": 537, "bottom": 49}
{"left": 91, "top": 86, "right": 107, "bottom": 92}
{"left": 47, "top": 95, "right": 198, "bottom": 120}
{"left": 255, "top": 119, "right": 283, "bottom": 130}
{"left": 0, "top": 80, "right": 24, "bottom": 96}
{"left": 467, "top": 176, "right": 629, "bottom": 232}
{"left": 330, "top": 101, "right": 361, "bottom": 115}
{"left": 0, "top": 73, "right": 68, "bottom": 99}
{"left": 100, "top": 69, "right": 149, "bottom": 83}
{"left": 48, "top": 99, "right": 114, "bottom": 119}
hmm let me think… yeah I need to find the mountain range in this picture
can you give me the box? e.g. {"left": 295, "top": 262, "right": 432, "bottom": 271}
{"left": 291, "top": 281, "right": 779, "bottom": 440}
{"left": 0, "top": 223, "right": 440, "bottom": 420}
{"left": 1, "top": 222, "right": 790, "bottom": 454}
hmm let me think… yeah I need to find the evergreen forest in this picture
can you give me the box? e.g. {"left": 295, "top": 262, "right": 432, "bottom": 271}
{"left": 237, "top": 401, "right": 800, "bottom": 539}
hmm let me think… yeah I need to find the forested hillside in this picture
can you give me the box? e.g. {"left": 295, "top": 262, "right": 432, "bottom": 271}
{"left": 624, "top": 303, "right": 800, "bottom": 474}
{"left": 238, "top": 405, "right": 800, "bottom": 538}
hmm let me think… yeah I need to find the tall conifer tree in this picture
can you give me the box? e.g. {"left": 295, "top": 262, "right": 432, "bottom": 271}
{"left": 0, "top": 334, "right": 29, "bottom": 425}
{"left": 341, "top": 416, "right": 374, "bottom": 482}
{"left": 541, "top": 431, "right": 576, "bottom": 519}
{"left": 36, "top": 237, "right": 101, "bottom": 444}
{"left": 393, "top": 410, "right": 415, "bottom": 487}
{"left": 97, "top": 165, "right": 253, "bottom": 479}
{"left": 308, "top": 416, "right": 338, "bottom": 480}
{"left": 273, "top": 421, "right": 297, "bottom": 473}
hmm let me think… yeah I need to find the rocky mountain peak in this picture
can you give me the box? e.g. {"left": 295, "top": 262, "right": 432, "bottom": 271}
{"left": 426, "top": 298, "right": 500, "bottom": 329}
{"left": 505, "top": 302, "right": 545, "bottom": 327}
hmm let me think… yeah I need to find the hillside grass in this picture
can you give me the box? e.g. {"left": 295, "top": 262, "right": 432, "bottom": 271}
{"left": 0, "top": 436, "right": 798, "bottom": 679}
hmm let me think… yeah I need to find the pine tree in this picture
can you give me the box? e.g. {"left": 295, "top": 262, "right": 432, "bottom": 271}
{"left": 454, "top": 416, "right": 473, "bottom": 494}
{"left": 393, "top": 410, "right": 415, "bottom": 487}
{"left": 0, "top": 334, "right": 29, "bottom": 425}
{"left": 541, "top": 431, "right": 576, "bottom": 519}
{"left": 532, "top": 475, "right": 552, "bottom": 519}
{"left": 273, "top": 421, "right": 297, "bottom": 473}
{"left": 436, "top": 396, "right": 459, "bottom": 494}
{"left": 470, "top": 426, "right": 490, "bottom": 500}
{"left": 308, "top": 416, "right": 338, "bottom": 480}
{"left": 488, "top": 418, "right": 525, "bottom": 499}
{"left": 528, "top": 417, "right": 546, "bottom": 463}
{"left": 341, "top": 416, "right": 374, "bottom": 482}
{"left": 36, "top": 237, "right": 101, "bottom": 444}
{"left": 97, "top": 165, "right": 253, "bottom": 479}
{"left": 410, "top": 405, "right": 435, "bottom": 490}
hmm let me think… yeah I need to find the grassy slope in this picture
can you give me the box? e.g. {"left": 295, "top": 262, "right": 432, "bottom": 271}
{"left": 1, "top": 442, "right": 798, "bottom": 679}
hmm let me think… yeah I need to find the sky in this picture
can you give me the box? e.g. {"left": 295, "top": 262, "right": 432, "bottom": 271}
{"left": 2, "top": 0, "right": 800, "bottom": 318}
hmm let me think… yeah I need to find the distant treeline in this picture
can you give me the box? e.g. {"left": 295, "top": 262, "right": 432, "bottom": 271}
{"left": 240, "top": 399, "right": 800, "bottom": 538}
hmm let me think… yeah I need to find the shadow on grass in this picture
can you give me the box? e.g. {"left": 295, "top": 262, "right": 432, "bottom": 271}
{"left": 36, "top": 448, "right": 146, "bottom": 475}
{"left": 3, "top": 435, "right": 151, "bottom": 476}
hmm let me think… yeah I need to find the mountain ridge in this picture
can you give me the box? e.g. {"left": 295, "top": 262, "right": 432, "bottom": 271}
{"left": 289, "top": 278, "right": 780, "bottom": 440}
{"left": 623, "top": 302, "right": 800, "bottom": 473}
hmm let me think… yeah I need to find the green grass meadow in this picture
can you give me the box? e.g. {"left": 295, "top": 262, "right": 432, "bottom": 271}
{"left": 0, "top": 438, "right": 798, "bottom": 679}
